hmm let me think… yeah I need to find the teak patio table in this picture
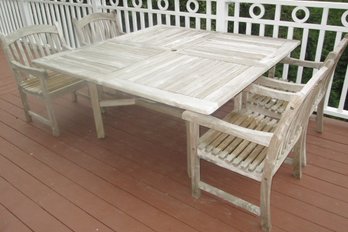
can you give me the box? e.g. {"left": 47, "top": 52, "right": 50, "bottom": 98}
{"left": 33, "top": 25, "right": 300, "bottom": 138}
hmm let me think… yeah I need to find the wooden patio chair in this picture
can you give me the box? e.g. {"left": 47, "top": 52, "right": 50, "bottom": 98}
{"left": 241, "top": 34, "right": 348, "bottom": 165}
{"left": 73, "top": 11, "right": 124, "bottom": 46}
{"left": 72, "top": 11, "right": 142, "bottom": 139}
{"left": 183, "top": 58, "right": 335, "bottom": 232}
{"left": 0, "top": 24, "right": 85, "bottom": 136}
{"left": 246, "top": 34, "right": 348, "bottom": 132}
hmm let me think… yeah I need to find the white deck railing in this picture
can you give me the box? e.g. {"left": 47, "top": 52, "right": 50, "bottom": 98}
{"left": 1, "top": 0, "right": 348, "bottom": 119}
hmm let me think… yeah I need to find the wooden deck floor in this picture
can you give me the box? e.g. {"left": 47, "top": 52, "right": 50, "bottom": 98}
{"left": 1, "top": 49, "right": 348, "bottom": 232}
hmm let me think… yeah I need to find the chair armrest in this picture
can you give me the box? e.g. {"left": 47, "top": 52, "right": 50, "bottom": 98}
{"left": 281, "top": 57, "right": 323, "bottom": 69}
{"left": 182, "top": 111, "right": 273, "bottom": 147}
{"left": 246, "top": 83, "right": 297, "bottom": 101}
{"left": 11, "top": 60, "right": 46, "bottom": 77}
{"left": 255, "top": 76, "right": 304, "bottom": 92}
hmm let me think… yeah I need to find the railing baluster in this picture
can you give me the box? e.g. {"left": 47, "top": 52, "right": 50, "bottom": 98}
{"left": 33, "top": 1, "right": 41, "bottom": 24}
{"left": 139, "top": 4, "right": 145, "bottom": 29}
{"left": 272, "top": 4, "right": 280, "bottom": 38}
{"left": 39, "top": 1, "right": 48, "bottom": 25}
{"left": 206, "top": 0, "right": 212, "bottom": 30}
{"left": 296, "top": 28, "right": 309, "bottom": 84}
{"left": 147, "top": 0, "right": 153, "bottom": 27}
{"left": 123, "top": 0, "right": 131, "bottom": 32}
{"left": 131, "top": 2, "right": 138, "bottom": 31}
{"left": 9, "top": 0, "right": 21, "bottom": 30}
{"left": 315, "top": 8, "right": 329, "bottom": 65}
{"left": 233, "top": 2, "right": 240, "bottom": 33}
{"left": 282, "top": 26, "right": 294, "bottom": 81}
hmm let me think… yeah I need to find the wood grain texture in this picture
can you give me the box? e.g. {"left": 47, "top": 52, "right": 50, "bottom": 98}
{"left": 34, "top": 25, "right": 299, "bottom": 115}
{"left": 183, "top": 59, "right": 335, "bottom": 231}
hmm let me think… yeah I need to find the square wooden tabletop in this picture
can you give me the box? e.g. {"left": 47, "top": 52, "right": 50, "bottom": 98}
{"left": 34, "top": 25, "right": 299, "bottom": 114}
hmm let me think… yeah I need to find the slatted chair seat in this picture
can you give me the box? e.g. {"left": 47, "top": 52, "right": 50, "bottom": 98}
{"left": 183, "top": 58, "right": 336, "bottom": 232}
{"left": 248, "top": 94, "right": 289, "bottom": 115}
{"left": 198, "top": 111, "right": 280, "bottom": 180}
{"left": 22, "top": 72, "right": 84, "bottom": 95}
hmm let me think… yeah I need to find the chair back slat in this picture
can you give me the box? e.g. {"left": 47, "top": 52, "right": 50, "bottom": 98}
{"left": 1, "top": 24, "right": 67, "bottom": 67}
{"left": 1, "top": 24, "right": 68, "bottom": 85}
{"left": 264, "top": 60, "right": 334, "bottom": 176}
{"left": 318, "top": 34, "right": 348, "bottom": 103}
{"left": 74, "top": 12, "right": 123, "bottom": 46}
{"left": 8, "top": 42, "right": 23, "bottom": 64}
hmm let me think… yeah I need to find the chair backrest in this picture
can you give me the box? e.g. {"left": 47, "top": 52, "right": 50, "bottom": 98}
{"left": 317, "top": 34, "right": 348, "bottom": 104}
{"left": 263, "top": 58, "right": 335, "bottom": 177}
{"left": 0, "top": 23, "right": 67, "bottom": 68}
{"left": 73, "top": 11, "right": 123, "bottom": 46}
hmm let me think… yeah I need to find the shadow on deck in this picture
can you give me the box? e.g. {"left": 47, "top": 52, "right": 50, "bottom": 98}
{"left": 1, "top": 50, "right": 348, "bottom": 232}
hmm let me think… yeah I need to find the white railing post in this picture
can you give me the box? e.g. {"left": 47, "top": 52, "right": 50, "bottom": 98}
{"left": 18, "top": 0, "right": 33, "bottom": 26}
{"left": 91, "top": 0, "right": 102, "bottom": 13}
{"left": 216, "top": 0, "right": 228, "bottom": 32}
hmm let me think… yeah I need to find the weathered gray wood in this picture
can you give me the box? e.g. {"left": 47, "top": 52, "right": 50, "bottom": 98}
{"left": 0, "top": 24, "right": 85, "bottom": 136}
{"left": 73, "top": 11, "right": 124, "bottom": 46}
{"left": 281, "top": 57, "right": 323, "bottom": 69}
{"left": 99, "top": 99, "right": 135, "bottom": 107}
{"left": 73, "top": 12, "right": 144, "bottom": 137}
{"left": 88, "top": 82, "right": 105, "bottom": 139}
{"left": 33, "top": 25, "right": 300, "bottom": 115}
{"left": 188, "top": 121, "right": 200, "bottom": 198}
{"left": 249, "top": 35, "right": 348, "bottom": 166}
{"left": 136, "top": 99, "right": 183, "bottom": 118}
{"left": 183, "top": 59, "right": 336, "bottom": 231}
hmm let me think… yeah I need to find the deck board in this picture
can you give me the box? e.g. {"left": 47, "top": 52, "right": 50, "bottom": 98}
{"left": 1, "top": 50, "right": 348, "bottom": 232}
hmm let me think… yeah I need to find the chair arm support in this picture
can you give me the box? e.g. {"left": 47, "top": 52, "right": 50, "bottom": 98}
{"left": 281, "top": 57, "right": 323, "bottom": 69}
{"left": 255, "top": 76, "right": 304, "bottom": 92}
{"left": 246, "top": 83, "right": 297, "bottom": 101}
{"left": 182, "top": 111, "right": 273, "bottom": 147}
{"left": 11, "top": 60, "right": 46, "bottom": 77}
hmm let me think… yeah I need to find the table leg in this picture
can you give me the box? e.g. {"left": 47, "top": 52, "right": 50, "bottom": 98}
{"left": 88, "top": 82, "right": 105, "bottom": 138}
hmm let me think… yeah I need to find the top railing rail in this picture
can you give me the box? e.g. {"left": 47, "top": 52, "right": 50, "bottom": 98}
{"left": 0, "top": 0, "right": 347, "bottom": 120}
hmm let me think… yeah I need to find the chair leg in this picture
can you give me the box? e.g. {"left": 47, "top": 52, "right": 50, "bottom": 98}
{"left": 192, "top": 155, "right": 201, "bottom": 198}
{"left": 233, "top": 94, "right": 242, "bottom": 111}
{"left": 44, "top": 96, "right": 60, "bottom": 136}
{"left": 72, "top": 91, "right": 78, "bottom": 102}
{"left": 18, "top": 89, "right": 32, "bottom": 122}
{"left": 186, "top": 121, "right": 191, "bottom": 178}
{"left": 300, "top": 123, "right": 308, "bottom": 167}
{"left": 188, "top": 121, "right": 201, "bottom": 198}
{"left": 292, "top": 137, "right": 303, "bottom": 179}
{"left": 88, "top": 82, "right": 105, "bottom": 138}
{"left": 97, "top": 85, "right": 106, "bottom": 114}
{"left": 260, "top": 176, "right": 273, "bottom": 232}
{"left": 316, "top": 98, "right": 325, "bottom": 133}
